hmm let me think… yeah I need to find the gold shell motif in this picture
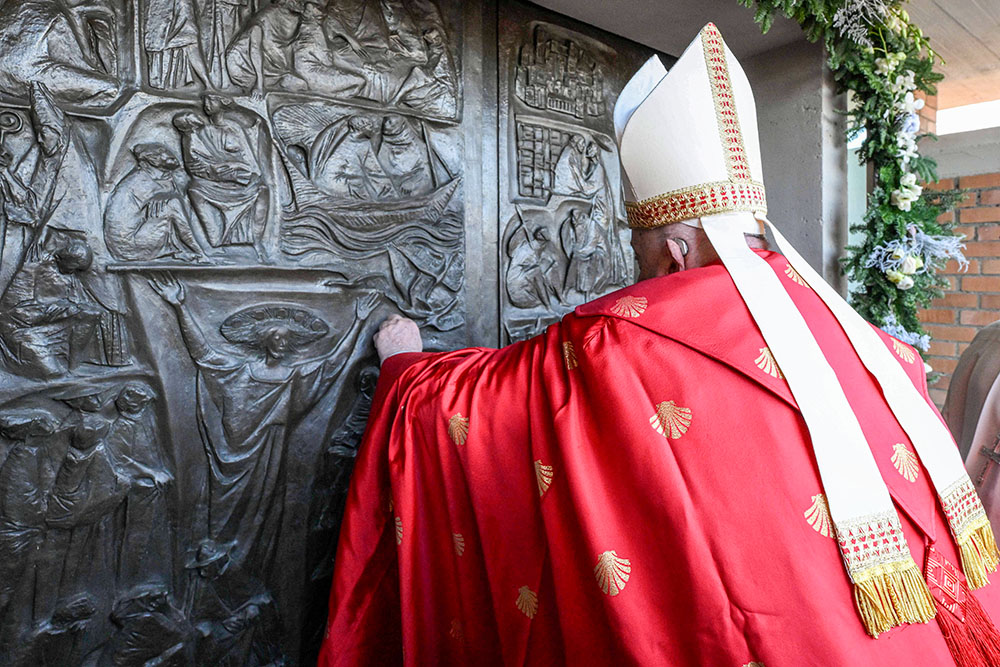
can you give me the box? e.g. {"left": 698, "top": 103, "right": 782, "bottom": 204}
{"left": 535, "top": 460, "right": 554, "bottom": 497}
{"left": 784, "top": 263, "right": 807, "bottom": 287}
{"left": 754, "top": 347, "right": 784, "bottom": 379}
{"left": 395, "top": 515, "right": 403, "bottom": 545}
{"left": 892, "top": 443, "right": 920, "bottom": 482}
{"left": 516, "top": 586, "right": 538, "bottom": 619}
{"left": 448, "top": 413, "right": 469, "bottom": 446}
{"left": 892, "top": 339, "right": 916, "bottom": 364}
{"left": 804, "top": 493, "right": 833, "bottom": 538}
{"left": 594, "top": 550, "right": 631, "bottom": 596}
{"left": 743, "top": 662, "right": 766, "bottom": 667}
{"left": 610, "top": 295, "right": 648, "bottom": 318}
{"left": 649, "top": 400, "right": 692, "bottom": 440}
{"left": 453, "top": 532, "right": 465, "bottom": 556}
{"left": 562, "top": 341, "right": 578, "bottom": 370}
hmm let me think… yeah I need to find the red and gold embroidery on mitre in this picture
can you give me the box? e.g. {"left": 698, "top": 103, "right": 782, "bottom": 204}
{"left": 624, "top": 24, "right": 767, "bottom": 229}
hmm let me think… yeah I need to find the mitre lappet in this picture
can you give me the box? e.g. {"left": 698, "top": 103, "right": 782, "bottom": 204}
{"left": 614, "top": 23, "right": 999, "bottom": 638}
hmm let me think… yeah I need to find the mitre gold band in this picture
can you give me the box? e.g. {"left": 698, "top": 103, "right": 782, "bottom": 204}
{"left": 624, "top": 180, "right": 767, "bottom": 228}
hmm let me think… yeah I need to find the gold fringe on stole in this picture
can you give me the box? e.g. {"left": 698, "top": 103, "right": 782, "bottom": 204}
{"left": 853, "top": 560, "right": 936, "bottom": 638}
{"left": 958, "top": 519, "right": 1000, "bottom": 589}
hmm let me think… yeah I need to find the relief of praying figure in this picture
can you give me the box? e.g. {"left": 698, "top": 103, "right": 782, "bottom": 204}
{"left": 225, "top": 0, "right": 306, "bottom": 98}
{"left": 0, "top": 0, "right": 120, "bottom": 106}
{"left": 309, "top": 115, "right": 397, "bottom": 200}
{"left": 143, "top": 0, "right": 210, "bottom": 89}
{"left": 559, "top": 207, "right": 610, "bottom": 300}
{"left": 392, "top": 26, "right": 458, "bottom": 118}
{"left": 0, "top": 239, "right": 109, "bottom": 378}
{"left": 376, "top": 114, "right": 433, "bottom": 197}
{"left": 173, "top": 95, "right": 271, "bottom": 261}
{"left": 149, "top": 273, "right": 378, "bottom": 576}
{"left": 104, "top": 143, "right": 208, "bottom": 262}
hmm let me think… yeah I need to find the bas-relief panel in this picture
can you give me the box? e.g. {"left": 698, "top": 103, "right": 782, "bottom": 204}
{"left": 498, "top": 7, "right": 660, "bottom": 343}
{"left": 0, "top": 0, "right": 463, "bottom": 663}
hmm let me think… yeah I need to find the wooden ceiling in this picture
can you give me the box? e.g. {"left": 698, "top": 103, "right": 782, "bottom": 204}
{"left": 909, "top": 0, "right": 1000, "bottom": 109}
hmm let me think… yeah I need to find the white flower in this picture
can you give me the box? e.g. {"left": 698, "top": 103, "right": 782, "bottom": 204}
{"left": 891, "top": 188, "right": 918, "bottom": 211}
{"left": 886, "top": 269, "right": 905, "bottom": 284}
{"left": 900, "top": 255, "right": 920, "bottom": 274}
{"left": 901, "top": 91, "right": 924, "bottom": 114}
{"left": 900, "top": 172, "right": 921, "bottom": 190}
{"left": 891, "top": 247, "right": 907, "bottom": 260}
{"left": 896, "top": 275, "right": 915, "bottom": 290}
{"left": 875, "top": 58, "right": 895, "bottom": 77}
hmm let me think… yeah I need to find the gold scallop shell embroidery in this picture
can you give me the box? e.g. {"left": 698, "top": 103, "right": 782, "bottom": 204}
{"left": 892, "top": 443, "right": 920, "bottom": 482}
{"left": 449, "top": 618, "right": 463, "bottom": 641}
{"left": 754, "top": 347, "right": 784, "bottom": 379}
{"left": 453, "top": 532, "right": 465, "bottom": 556}
{"left": 516, "top": 586, "right": 538, "bottom": 619}
{"left": 535, "top": 460, "right": 554, "bottom": 497}
{"left": 594, "top": 550, "right": 631, "bottom": 596}
{"left": 448, "top": 413, "right": 469, "bottom": 446}
{"left": 743, "top": 662, "right": 766, "bottom": 667}
{"left": 610, "top": 295, "right": 648, "bottom": 318}
{"left": 804, "top": 494, "right": 833, "bottom": 538}
{"left": 892, "top": 339, "right": 916, "bottom": 364}
{"left": 395, "top": 516, "right": 403, "bottom": 545}
{"left": 562, "top": 341, "right": 578, "bottom": 370}
{"left": 649, "top": 400, "right": 692, "bottom": 439}
{"left": 784, "top": 263, "right": 807, "bottom": 287}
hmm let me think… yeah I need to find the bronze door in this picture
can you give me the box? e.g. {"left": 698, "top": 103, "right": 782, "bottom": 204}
{"left": 0, "top": 0, "right": 659, "bottom": 662}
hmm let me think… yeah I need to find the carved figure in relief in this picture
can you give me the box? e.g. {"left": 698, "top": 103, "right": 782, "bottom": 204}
{"left": 149, "top": 273, "right": 378, "bottom": 578}
{"left": 43, "top": 404, "right": 125, "bottom": 646}
{"left": 0, "top": 0, "right": 120, "bottom": 106}
{"left": 309, "top": 114, "right": 396, "bottom": 200}
{"left": 505, "top": 213, "right": 559, "bottom": 309}
{"left": 0, "top": 409, "right": 61, "bottom": 633}
{"left": 0, "top": 113, "right": 38, "bottom": 291}
{"left": 376, "top": 114, "right": 433, "bottom": 196}
{"left": 173, "top": 95, "right": 270, "bottom": 259}
{"left": 104, "top": 143, "right": 207, "bottom": 262}
{"left": 206, "top": 0, "right": 254, "bottom": 88}
{"left": 143, "top": 0, "right": 210, "bottom": 90}
{"left": 290, "top": 0, "right": 368, "bottom": 97}
{"left": 553, "top": 134, "right": 602, "bottom": 197}
{"left": 107, "top": 382, "right": 174, "bottom": 591}
{"left": 225, "top": 0, "right": 306, "bottom": 98}
{"left": 182, "top": 539, "right": 281, "bottom": 665}
{"left": 0, "top": 239, "right": 109, "bottom": 377}
{"left": 392, "top": 26, "right": 458, "bottom": 118}
{"left": 102, "top": 586, "right": 193, "bottom": 666}
{"left": 560, "top": 207, "right": 610, "bottom": 300}
{"left": 10, "top": 593, "right": 98, "bottom": 666}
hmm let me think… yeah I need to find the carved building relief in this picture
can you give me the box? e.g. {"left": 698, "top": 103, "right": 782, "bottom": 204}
{"left": 0, "top": 0, "right": 656, "bottom": 662}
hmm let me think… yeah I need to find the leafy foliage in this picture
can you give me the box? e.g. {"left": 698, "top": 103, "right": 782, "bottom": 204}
{"left": 739, "top": 0, "right": 964, "bottom": 352}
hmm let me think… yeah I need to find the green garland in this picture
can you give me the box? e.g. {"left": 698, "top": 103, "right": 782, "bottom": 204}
{"left": 739, "top": 0, "right": 967, "bottom": 352}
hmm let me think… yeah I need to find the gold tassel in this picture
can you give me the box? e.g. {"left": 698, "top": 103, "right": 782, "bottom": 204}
{"left": 853, "top": 560, "right": 937, "bottom": 638}
{"left": 959, "top": 520, "right": 1000, "bottom": 590}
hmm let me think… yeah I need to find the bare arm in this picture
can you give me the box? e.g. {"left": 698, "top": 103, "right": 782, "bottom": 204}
{"left": 148, "top": 274, "right": 228, "bottom": 367}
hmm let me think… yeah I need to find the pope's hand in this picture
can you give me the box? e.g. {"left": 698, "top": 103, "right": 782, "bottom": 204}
{"left": 373, "top": 314, "right": 422, "bottom": 365}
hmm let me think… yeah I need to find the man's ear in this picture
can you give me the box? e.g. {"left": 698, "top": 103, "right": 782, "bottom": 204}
{"left": 665, "top": 237, "right": 687, "bottom": 273}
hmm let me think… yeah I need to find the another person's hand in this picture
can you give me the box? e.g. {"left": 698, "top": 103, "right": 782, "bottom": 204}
{"left": 373, "top": 314, "right": 422, "bottom": 365}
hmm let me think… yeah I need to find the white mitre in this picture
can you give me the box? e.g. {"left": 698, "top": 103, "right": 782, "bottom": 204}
{"left": 614, "top": 24, "right": 763, "bottom": 234}
{"left": 611, "top": 23, "right": 999, "bottom": 640}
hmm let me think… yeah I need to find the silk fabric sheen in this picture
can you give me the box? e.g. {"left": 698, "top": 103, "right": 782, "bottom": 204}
{"left": 321, "top": 251, "right": 1000, "bottom": 666}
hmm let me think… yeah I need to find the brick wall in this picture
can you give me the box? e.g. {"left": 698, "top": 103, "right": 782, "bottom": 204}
{"left": 918, "top": 173, "right": 1000, "bottom": 406}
